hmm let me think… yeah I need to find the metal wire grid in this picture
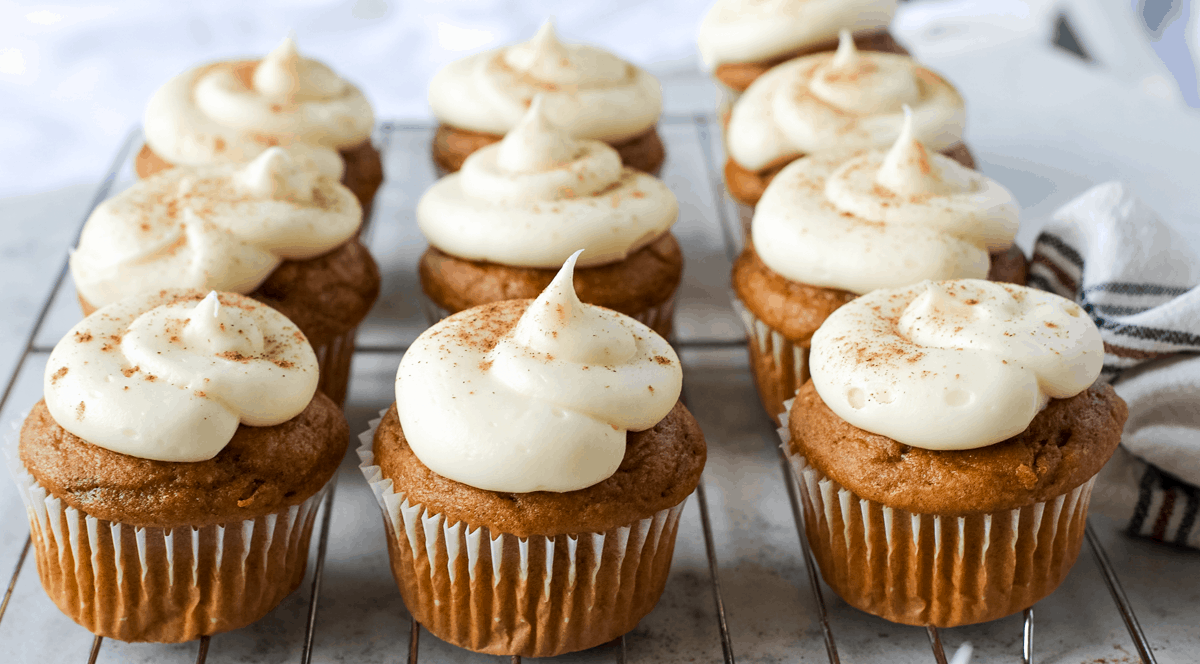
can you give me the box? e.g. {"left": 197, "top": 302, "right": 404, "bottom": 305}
{"left": 0, "top": 115, "right": 1162, "bottom": 664}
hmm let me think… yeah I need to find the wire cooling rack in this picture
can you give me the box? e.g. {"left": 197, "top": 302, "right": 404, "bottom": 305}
{"left": 0, "top": 116, "right": 1178, "bottom": 663}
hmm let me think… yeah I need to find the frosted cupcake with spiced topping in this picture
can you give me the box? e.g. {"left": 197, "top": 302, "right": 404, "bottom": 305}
{"left": 782, "top": 279, "right": 1127, "bottom": 626}
{"left": 724, "top": 31, "right": 972, "bottom": 208}
{"left": 359, "top": 252, "right": 706, "bottom": 657}
{"left": 70, "top": 146, "right": 379, "bottom": 404}
{"left": 138, "top": 36, "right": 383, "bottom": 219}
{"left": 418, "top": 97, "right": 681, "bottom": 336}
{"left": 733, "top": 111, "right": 1025, "bottom": 423}
{"left": 14, "top": 290, "right": 348, "bottom": 642}
{"left": 428, "top": 19, "right": 665, "bottom": 174}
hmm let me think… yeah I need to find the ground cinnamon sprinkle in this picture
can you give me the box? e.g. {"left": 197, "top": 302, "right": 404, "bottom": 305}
{"left": 75, "top": 401, "right": 85, "bottom": 420}
{"left": 121, "top": 365, "right": 139, "bottom": 377}
{"left": 653, "top": 355, "right": 672, "bottom": 366}
{"left": 50, "top": 367, "right": 68, "bottom": 384}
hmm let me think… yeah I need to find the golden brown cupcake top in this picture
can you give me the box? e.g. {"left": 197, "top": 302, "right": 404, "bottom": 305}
{"left": 789, "top": 381, "right": 1126, "bottom": 514}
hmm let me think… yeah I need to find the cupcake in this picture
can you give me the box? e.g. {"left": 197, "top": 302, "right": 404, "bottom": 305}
{"left": 70, "top": 146, "right": 380, "bottom": 405}
{"left": 12, "top": 290, "right": 348, "bottom": 642}
{"left": 783, "top": 279, "right": 1128, "bottom": 626}
{"left": 724, "top": 31, "right": 972, "bottom": 214}
{"left": 137, "top": 36, "right": 383, "bottom": 221}
{"left": 418, "top": 96, "right": 681, "bottom": 337}
{"left": 698, "top": 0, "right": 903, "bottom": 123}
{"left": 359, "top": 252, "right": 706, "bottom": 657}
{"left": 429, "top": 19, "right": 665, "bottom": 175}
{"left": 733, "top": 113, "right": 1025, "bottom": 423}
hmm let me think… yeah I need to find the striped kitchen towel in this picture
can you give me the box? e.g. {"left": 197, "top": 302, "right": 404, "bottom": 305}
{"left": 1028, "top": 181, "right": 1200, "bottom": 548}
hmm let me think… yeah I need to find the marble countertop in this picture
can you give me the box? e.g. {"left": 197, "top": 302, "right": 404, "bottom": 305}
{"left": 1, "top": 28, "right": 1199, "bottom": 664}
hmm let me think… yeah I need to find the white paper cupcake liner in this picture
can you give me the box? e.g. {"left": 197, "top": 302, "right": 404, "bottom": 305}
{"left": 777, "top": 405, "right": 1096, "bottom": 627}
{"left": 731, "top": 297, "right": 809, "bottom": 425}
{"left": 312, "top": 327, "right": 358, "bottom": 406}
{"left": 420, "top": 290, "right": 677, "bottom": 339}
{"left": 357, "top": 411, "right": 688, "bottom": 657}
{"left": 4, "top": 420, "right": 330, "bottom": 643}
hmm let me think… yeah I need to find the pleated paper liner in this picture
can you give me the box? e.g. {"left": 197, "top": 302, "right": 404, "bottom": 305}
{"left": 4, "top": 422, "right": 330, "bottom": 643}
{"left": 731, "top": 297, "right": 809, "bottom": 426}
{"left": 358, "top": 412, "right": 689, "bottom": 657}
{"left": 777, "top": 403, "right": 1096, "bottom": 627}
{"left": 311, "top": 327, "right": 358, "bottom": 406}
{"left": 419, "top": 289, "right": 677, "bottom": 340}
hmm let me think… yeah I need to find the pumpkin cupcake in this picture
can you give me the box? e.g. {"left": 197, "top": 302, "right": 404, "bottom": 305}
{"left": 724, "top": 30, "right": 972, "bottom": 228}
{"left": 70, "top": 146, "right": 379, "bottom": 405}
{"left": 12, "top": 290, "right": 347, "bottom": 642}
{"left": 733, "top": 113, "right": 1025, "bottom": 423}
{"left": 137, "top": 36, "right": 383, "bottom": 221}
{"left": 359, "top": 253, "right": 706, "bottom": 657}
{"left": 429, "top": 19, "right": 665, "bottom": 175}
{"left": 783, "top": 279, "right": 1128, "bottom": 626}
{"left": 699, "top": 0, "right": 904, "bottom": 125}
{"left": 418, "top": 96, "right": 681, "bottom": 337}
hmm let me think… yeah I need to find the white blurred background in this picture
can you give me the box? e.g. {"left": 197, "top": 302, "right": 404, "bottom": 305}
{"left": 1, "top": 0, "right": 1198, "bottom": 198}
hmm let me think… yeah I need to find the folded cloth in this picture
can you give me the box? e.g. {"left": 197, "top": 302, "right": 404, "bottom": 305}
{"left": 1028, "top": 182, "right": 1200, "bottom": 548}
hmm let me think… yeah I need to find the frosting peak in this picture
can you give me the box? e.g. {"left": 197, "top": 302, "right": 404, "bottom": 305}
{"left": 495, "top": 95, "right": 584, "bottom": 173}
{"left": 752, "top": 131, "right": 1019, "bottom": 294}
{"left": 144, "top": 36, "right": 373, "bottom": 168}
{"left": 396, "top": 255, "right": 682, "bottom": 493}
{"left": 70, "top": 148, "right": 361, "bottom": 309}
{"left": 418, "top": 101, "right": 678, "bottom": 269}
{"left": 809, "top": 280, "right": 1104, "bottom": 450}
{"left": 44, "top": 290, "right": 319, "bottom": 462}
{"left": 428, "top": 21, "right": 662, "bottom": 143}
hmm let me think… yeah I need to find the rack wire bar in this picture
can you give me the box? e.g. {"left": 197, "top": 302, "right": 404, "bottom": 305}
{"left": 1086, "top": 524, "right": 1158, "bottom": 664}
{"left": 1022, "top": 608, "right": 1034, "bottom": 664}
{"left": 779, "top": 454, "right": 841, "bottom": 664}
{"left": 87, "top": 635, "right": 103, "bottom": 664}
{"left": 299, "top": 483, "right": 339, "bottom": 664}
{"left": 925, "top": 626, "right": 948, "bottom": 664}
{"left": 407, "top": 618, "right": 419, "bottom": 664}
{"left": 195, "top": 635, "right": 210, "bottom": 664}
{"left": 0, "top": 536, "right": 30, "bottom": 627}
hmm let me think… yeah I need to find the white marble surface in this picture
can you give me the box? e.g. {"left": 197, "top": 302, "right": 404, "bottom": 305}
{"left": 2, "top": 27, "right": 1200, "bottom": 664}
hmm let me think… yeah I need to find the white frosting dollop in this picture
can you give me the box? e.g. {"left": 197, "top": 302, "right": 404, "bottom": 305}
{"left": 752, "top": 110, "right": 1018, "bottom": 294}
{"left": 70, "top": 147, "right": 362, "bottom": 308}
{"left": 428, "top": 19, "right": 663, "bottom": 143}
{"left": 144, "top": 35, "right": 373, "bottom": 171}
{"left": 727, "top": 31, "right": 963, "bottom": 171}
{"left": 395, "top": 252, "right": 682, "bottom": 493}
{"left": 44, "top": 290, "right": 319, "bottom": 462}
{"left": 809, "top": 279, "right": 1104, "bottom": 450}
{"left": 418, "top": 96, "right": 678, "bottom": 268}
{"left": 698, "top": 0, "right": 899, "bottom": 69}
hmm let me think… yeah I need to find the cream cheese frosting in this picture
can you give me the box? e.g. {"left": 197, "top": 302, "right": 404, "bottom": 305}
{"left": 44, "top": 290, "right": 319, "bottom": 462}
{"left": 727, "top": 31, "right": 964, "bottom": 172}
{"left": 395, "top": 251, "right": 682, "bottom": 493}
{"left": 752, "top": 109, "right": 1018, "bottom": 294}
{"left": 428, "top": 19, "right": 663, "bottom": 143}
{"left": 144, "top": 36, "right": 373, "bottom": 172}
{"left": 698, "top": 0, "right": 899, "bottom": 69}
{"left": 809, "top": 279, "right": 1104, "bottom": 450}
{"left": 70, "top": 146, "right": 362, "bottom": 308}
{"left": 418, "top": 96, "right": 678, "bottom": 268}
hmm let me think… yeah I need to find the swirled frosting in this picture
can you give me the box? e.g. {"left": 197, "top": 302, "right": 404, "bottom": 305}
{"left": 418, "top": 96, "right": 678, "bottom": 268}
{"left": 144, "top": 36, "right": 373, "bottom": 172}
{"left": 727, "top": 31, "right": 964, "bottom": 171}
{"left": 428, "top": 19, "right": 663, "bottom": 143}
{"left": 809, "top": 279, "right": 1104, "bottom": 450}
{"left": 698, "top": 0, "right": 899, "bottom": 69}
{"left": 752, "top": 110, "right": 1018, "bottom": 294}
{"left": 70, "top": 146, "right": 362, "bottom": 308}
{"left": 396, "top": 251, "right": 682, "bottom": 493}
{"left": 44, "top": 290, "right": 319, "bottom": 462}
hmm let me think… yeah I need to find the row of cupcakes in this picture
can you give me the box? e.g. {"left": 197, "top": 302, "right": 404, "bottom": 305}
{"left": 16, "top": 4, "right": 1133, "bottom": 657}
{"left": 701, "top": 0, "right": 1131, "bottom": 633}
